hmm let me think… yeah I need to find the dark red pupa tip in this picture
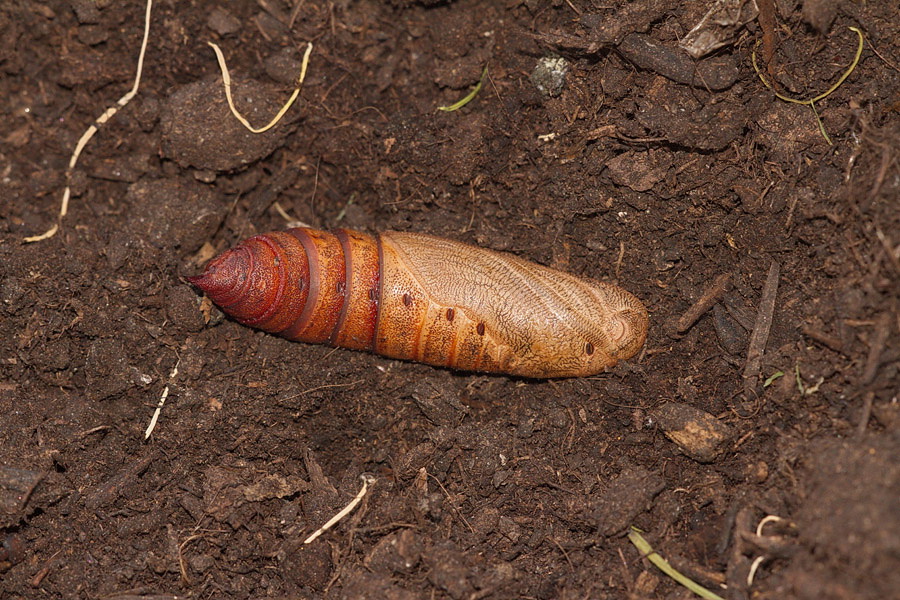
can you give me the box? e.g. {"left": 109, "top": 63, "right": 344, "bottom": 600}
{"left": 186, "top": 247, "right": 251, "bottom": 307}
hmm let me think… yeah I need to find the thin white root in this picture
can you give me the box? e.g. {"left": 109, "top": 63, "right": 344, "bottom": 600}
{"left": 755, "top": 514, "right": 785, "bottom": 537}
{"left": 304, "top": 474, "right": 376, "bottom": 544}
{"left": 209, "top": 41, "right": 313, "bottom": 134}
{"left": 25, "top": 0, "right": 153, "bottom": 243}
{"left": 747, "top": 514, "right": 789, "bottom": 587}
{"left": 144, "top": 360, "right": 180, "bottom": 440}
{"left": 747, "top": 555, "right": 766, "bottom": 587}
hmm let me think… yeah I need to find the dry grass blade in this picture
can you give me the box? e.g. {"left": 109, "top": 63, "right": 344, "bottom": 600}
{"left": 751, "top": 27, "right": 864, "bottom": 145}
{"left": 628, "top": 528, "right": 726, "bottom": 600}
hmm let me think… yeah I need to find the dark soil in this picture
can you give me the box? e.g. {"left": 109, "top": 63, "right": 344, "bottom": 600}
{"left": 2, "top": 1, "right": 898, "bottom": 599}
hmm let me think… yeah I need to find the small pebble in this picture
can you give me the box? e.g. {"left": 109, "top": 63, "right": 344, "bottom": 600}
{"left": 207, "top": 7, "right": 242, "bottom": 36}
{"left": 652, "top": 402, "right": 732, "bottom": 463}
{"left": 530, "top": 56, "right": 569, "bottom": 98}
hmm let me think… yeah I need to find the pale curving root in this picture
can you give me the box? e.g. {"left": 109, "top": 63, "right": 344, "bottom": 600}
{"left": 209, "top": 40, "right": 313, "bottom": 133}
{"left": 24, "top": 0, "right": 154, "bottom": 243}
{"left": 304, "top": 474, "right": 376, "bottom": 544}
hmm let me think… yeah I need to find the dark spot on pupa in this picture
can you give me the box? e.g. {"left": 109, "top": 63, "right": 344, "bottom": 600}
{"left": 585, "top": 342, "right": 594, "bottom": 355}
{"left": 403, "top": 293, "right": 412, "bottom": 307}
{"left": 446, "top": 308, "right": 455, "bottom": 321}
{"left": 476, "top": 322, "right": 485, "bottom": 336}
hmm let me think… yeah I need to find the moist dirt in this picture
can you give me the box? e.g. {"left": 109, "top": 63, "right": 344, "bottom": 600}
{"left": 1, "top": 1, "right": 898, "bottom": 599}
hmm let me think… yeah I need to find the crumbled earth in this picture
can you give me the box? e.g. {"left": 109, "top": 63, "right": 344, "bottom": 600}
{"left": 1, "top": 1, "right": 898, "bottom": 599}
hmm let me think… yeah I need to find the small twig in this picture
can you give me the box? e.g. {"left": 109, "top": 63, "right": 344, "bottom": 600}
{"left": 209, "top": 41, "right": 312, "bottom": 133}
{"left": 177, "top": 533, "right": 206, "bottom": 585}
{"left": 29, "top": 551, "right": 61, "bottom": 588}
{"left": 79, "top": 425, "right": 111, "bottom": 438}
{"left": 84, "top": 453, "right": 155, "bottom": 510}
{"left": 726, "top": 507, "right": 756, "bottom": 597}
{"left": 743, "top": 263, "right": 780, "bottom": 399}
{"left": 562, "top": 0, "right": 582, "bottom": 16}
{"left": 628, "top": 528, "right": 725, "bottom": 600}
{"left": 868, "top": 40, "right": 900, "bottom": 72}
{"left": 550, "top": 537, "right": 576, "bottom": 574}
{"left": 428, "top": 473, "right": 475, "bottom": 534}
{"left": 289, "top": 0, "right": 308, "bottom": 29}
{"left": 668, "top": 555, "right": 728, "bottom": 589}
{"left": 614, "top": 240, "right": 626, "bottom": 279}
{"left": 756, "top": 0, "right": 777, "bottom": 71}
{"left": 856, "top": 391, "right": 875, "bottom": 438}
{"left": 794, "top": 364, "right": 806, "bottom": 395}
{"left": 304, "top": 474, "right": 375, "bottom": 544}
{"left": 800, "top": 324, "right": 844, "bottom": 353}
{"left": 24, "top": 0, "right": 153, "bottom": 243}
{"left": 670, "top": 273, "right": 733, "bottom": 337}
{"left": 861, "top": 310, "right": 892, "bottom": 386}
{"left": 875, "top": 228, "right": 900, "bottom": 277}
{"left": 283, "top": 379, "right": 363, "bottom": 400}
{"left": 866, "top": 143, "right": 894, "bottom": 207}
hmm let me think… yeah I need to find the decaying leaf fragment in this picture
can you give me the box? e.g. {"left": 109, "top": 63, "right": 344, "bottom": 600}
{"left": 680, "top": 0, "right": 760, "bottom": 59}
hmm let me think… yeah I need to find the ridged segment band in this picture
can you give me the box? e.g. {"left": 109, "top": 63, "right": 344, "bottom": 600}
{"left": 270, "top": 228, "right": 380, "bottom": 350}
{"left": 279, "top": 229, "right": 345, "bottom": 343}
{"left": 330, "top": 229, "right": 381, "bottom": 350}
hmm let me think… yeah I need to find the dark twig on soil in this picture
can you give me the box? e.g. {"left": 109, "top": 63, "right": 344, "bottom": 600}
{"left": 428, "top": 473, "right": 475, "bottom": 535}
{"left": 856, "top": 391, "right": 875, "bottom": 438}
{"left": 304, "top": 449, "right": 338, "bottom": 495}
{"left": 29, "top": 550, "right": 62, "bottom": 588}
{"left": 861, "top": 310, "right": 893, "bottom": 386}
{"left": 668, "top": 555, "right": 728, "bottom": 589}
{"left": 876, "top": 228, "right": 900, "bottom": 277}
{"left": 800, "top": 324, "right": 844, "bottom": 353}
{"left": 740, "top": 529, "right": 797, "bottom": 558}
{"left": 84, "top": 452, "right": 155, "bottom": 510}
{"left": 724, "top": 297, "right": 756, "bottom": 332}
{"left": 868, "top": 39, "right": 900, "bottom": 72}
{"left": 289, "top": 0, "right": 308, "bottom": 29}
{"left": 669, "top": 273, "right": 733, "bottom": 337}
{"left": 756, "top": 0, "right": 777, "bottom": 77}
{"left": 866, "top": 144, "right": 894, "bottom": 206}
{"left": 743, "top": 263, "right": 780, "bottom": 399}
{"left": 725, "top": 507, "right": 755, "bottom": 600}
